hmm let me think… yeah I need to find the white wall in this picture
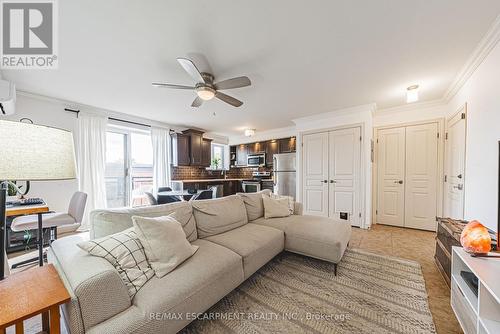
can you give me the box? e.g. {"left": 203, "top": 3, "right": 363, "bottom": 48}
{"left": 374, "top": 101, "right": 446, "bottom": 128}
{"left": 293, "top": 104, "right": 375, "bottom": 229}
{"left": 447, "top": 40, "right": 500, "bottom": 231}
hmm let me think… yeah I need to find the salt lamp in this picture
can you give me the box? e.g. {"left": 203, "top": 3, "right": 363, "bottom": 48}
{"left": 460, "top": 220, "right": 492, "bottom": 255}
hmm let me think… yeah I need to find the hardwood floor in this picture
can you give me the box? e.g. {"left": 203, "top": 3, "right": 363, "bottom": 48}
{"left": 351, "top": 224, "right": 463, "bottom": 334}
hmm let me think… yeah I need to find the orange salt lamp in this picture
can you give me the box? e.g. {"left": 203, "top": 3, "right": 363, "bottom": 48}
{"left": 460, "top": 220, "right": 492, "bottom": 255}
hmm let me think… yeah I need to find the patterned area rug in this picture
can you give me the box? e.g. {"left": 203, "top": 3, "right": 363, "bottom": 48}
{"left": 181, "top": 248, "right": 436, "bottom": 334}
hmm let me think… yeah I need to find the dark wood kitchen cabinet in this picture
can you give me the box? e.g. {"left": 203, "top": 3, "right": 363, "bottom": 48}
{"left": 279, "top": 137, "right": 296, "bottom": 153}
{"left": 266, "top": 140, "right": 279, "bottom": 165}
{"left": 201, "top": 138, "right": 212, "bottom": 167}
{"left": 171, "top": 133, "right": 191, "bottom": 166}
{"left": 183, "top": 129, "right": 203, "bottom": 165}
{"left": 236, "top": 144, "right": 248, "bottom": 166}
{"left": 172, "top": 129, "right": 211, "bottom": 167}
{"left": 248, "top": 141, "right": 266, "bottom": 155}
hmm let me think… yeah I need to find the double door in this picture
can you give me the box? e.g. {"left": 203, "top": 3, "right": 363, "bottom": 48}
{"left": 376, "top": 123, "right": 438, "bottom": 231}
{"left": 302, "top": 127, "right": 361, "bottom": 227}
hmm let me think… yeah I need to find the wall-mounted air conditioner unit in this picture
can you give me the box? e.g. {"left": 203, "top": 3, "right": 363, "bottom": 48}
{"left": 0, "top": 79, "right": 16, "bottom": 115}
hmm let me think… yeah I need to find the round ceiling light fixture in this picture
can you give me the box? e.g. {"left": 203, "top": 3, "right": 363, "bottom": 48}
{"left": 406, "top": 85, "right": 419, "bottom": 103}
{"left": 196, "top": 86, "right": 216, "bottom": 100}
{"left": 244, "top": 129, "right": 256, "bottom": 137}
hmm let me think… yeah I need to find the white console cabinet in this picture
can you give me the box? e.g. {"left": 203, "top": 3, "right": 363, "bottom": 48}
{"left": 451, "top": 247, "right": 500, "bottom": 334}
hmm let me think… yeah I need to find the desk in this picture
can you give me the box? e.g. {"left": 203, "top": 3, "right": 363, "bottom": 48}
{"left": 6, "top": 204, "right": 49, "bottom": 217}
{"left": 0, "top": 264, "right": 70, "bottom": 334}
{"left": 5, "top": 203, "right": 50, "bottom": 254}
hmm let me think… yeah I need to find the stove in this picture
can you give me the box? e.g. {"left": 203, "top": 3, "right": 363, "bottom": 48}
{"left": 241, "top": 172, "right": 272, "bottom": 193}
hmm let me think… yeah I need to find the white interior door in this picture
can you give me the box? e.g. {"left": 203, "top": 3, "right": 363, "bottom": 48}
{"left": 377, "top": 127, "right": 405, "bottom": 227}
{"left": 328, "top": 127, "right": 361, "bottom": 226}
{"left": 302, "top": 132, "right": 329, "bottom": 216}
{"left": 445, "top": 109, "right": 466, "bottom": 219}
{"left": 404, "top": 123, "right": 438, "bottom": 231}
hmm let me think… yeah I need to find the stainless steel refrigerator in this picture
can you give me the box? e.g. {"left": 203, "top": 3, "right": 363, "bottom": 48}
{"left": 273, "top": 153, "right": 296, "bottom": 199}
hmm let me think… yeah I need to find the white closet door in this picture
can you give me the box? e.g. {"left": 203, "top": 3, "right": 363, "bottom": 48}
{"left": 377, "top": 127, "right": 405, "bottom": 227}
{"left": 302, "top": 132, "right": 329, "bottom": 216}
{"left": 445, "top": 110, "right": 466, "bottom": 220}
{"left": 328, "top": 127, "right": 361, "bottom": 226}
{"left": 404, "top": 123, "right": 438, "bottom": 231}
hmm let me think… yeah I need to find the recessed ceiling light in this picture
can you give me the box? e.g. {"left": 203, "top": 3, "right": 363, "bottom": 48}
{"left": 244, "top": 129, "right": 255, "bottom": 137}
{"left": 406, "top": 85, "right": 419, "bottom": 103}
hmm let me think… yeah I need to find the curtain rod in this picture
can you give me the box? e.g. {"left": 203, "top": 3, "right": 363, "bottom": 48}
{"left": 64, "top": 108, "right": 153, "bottom": 128}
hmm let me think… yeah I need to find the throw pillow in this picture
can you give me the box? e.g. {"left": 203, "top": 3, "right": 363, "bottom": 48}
{"left": 77, "top": 228, "right": 154, "bottom": 298}
{"left": 132, "top": 215, "right": 199, "bottom": 278}
{"left": 262, "top": 194, "right": 292, "bottom": 219}
{"left": 269, "top": 193, "right": 295, "bottom": 214}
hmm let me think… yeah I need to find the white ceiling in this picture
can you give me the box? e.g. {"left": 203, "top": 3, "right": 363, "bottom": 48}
{"left": 3, "top": 0, "right": 500, "bottom": 136}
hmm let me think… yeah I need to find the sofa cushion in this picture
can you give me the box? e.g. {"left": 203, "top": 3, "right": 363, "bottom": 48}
{"left": 237, "top": 189, "right": 272, "bottom": 221}
{"left": 132, "top": 215, "right": 199, "bottom": 278}
{"left": 90, "top": 201, "right": 197, "bottom": 241}
{"left": 126, "top": 239, "right": 244, "bottom": 333}
{"left": 192, "top": 195, "right": 248, "bottom": 238}
{"left": 204, "top": 223, "right": 284, "bottom": 278}
{"left": 262, "top": 195, "right": 292, "bottom": 219}
{"left": 77, "top": 228, "right": 154, "bottom": 298}
{"left": 252, "top": 214, "right": 351, "bottom": 263}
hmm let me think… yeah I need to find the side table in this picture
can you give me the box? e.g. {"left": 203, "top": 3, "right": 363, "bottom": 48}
{"left": 0, "top": 264, "right": 70, "bottom": 334}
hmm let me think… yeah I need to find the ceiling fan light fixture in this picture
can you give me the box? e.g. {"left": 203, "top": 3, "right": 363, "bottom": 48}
{"left": 406, "top": 85, "right": 419, "bottom": 103}
{"left": 244, "top": 129, "right": 256, "bottom": 137}
{"left": 196, "top": 86, "right": 215, "bottom": 100}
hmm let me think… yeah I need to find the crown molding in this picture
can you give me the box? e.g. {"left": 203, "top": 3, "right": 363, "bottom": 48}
{"left": 375, "top": 99, "right": 446, "bottom": 116}
{"left": 443, "top": 14, "right": 500, "bottom": 102}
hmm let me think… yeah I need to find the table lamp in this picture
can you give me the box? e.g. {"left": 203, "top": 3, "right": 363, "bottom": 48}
{"left": 0, "top": 120, "right": 77, "bottom": 280}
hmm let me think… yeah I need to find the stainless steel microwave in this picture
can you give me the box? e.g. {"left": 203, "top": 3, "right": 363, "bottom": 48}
{"left": 247, "top": 153, "right": 266, "bottom": 167}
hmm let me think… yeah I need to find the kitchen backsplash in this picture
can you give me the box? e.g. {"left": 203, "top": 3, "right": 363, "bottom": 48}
{"left": 171, "top": 166, "right": 272, "bottom": 180}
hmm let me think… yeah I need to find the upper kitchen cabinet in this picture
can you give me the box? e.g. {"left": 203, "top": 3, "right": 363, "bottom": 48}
{"left": 279, "top": 137, "right": 296, "bottom": 153}
{"left": 201, "top": 138, "right": 212, "bottom": 167}
{"left": 183, "top": 129, "right": 203, "bottom": 165}
{"left": 266, "top": 140, "right": 279, "bottom": 165}
{"left": 171, "top": 133, "right": 191, "bottom": 166}
{"left": 248, "top": 141, "right": 267, "bottom": 155}
{"left": 171, "top": 129, "right": 211, "bottom": 167}
{"left": 236, "top": 144, "right": 248, "bottom": 166}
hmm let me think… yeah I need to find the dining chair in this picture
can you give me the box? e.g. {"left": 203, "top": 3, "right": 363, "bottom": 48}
{"left": 193, "top": 187, "right": 217, "bottom": 200}
{"left": 157, "top": 186, "right": 180, "bottom": 204}
{"left": 145, "top": 192, "right": 158, "bottom": 205}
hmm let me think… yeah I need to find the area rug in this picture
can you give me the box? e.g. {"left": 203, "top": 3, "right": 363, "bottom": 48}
{"left": 181, "top": 248, "right": 436, "bottom": 334}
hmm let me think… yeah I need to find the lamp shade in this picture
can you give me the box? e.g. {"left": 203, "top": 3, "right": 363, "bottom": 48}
{"left": 0, "top": 120, "right": 77, "bottom": 181}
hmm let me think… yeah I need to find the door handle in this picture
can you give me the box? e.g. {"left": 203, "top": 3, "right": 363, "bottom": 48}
{"left": 453, "top": 184, "right": 463, "bottom": 190}
{"left": 394, "top": 180, "right": 403, "bottom": 184}
{"left": 330, "top": 180, "right": 337, "bottom": 183}
{"left": 322, "top": 180, "right": 328, "bottom": 183}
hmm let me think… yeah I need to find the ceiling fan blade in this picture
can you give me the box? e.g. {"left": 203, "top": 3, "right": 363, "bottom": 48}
{"left": 215, "top": 76, "right": 251, "bottom": 90}
{"left": 215, "top": 91, "right": 243, "bottom": 107}
{"left": 177, "top": 58, "right": 205, "bottom": 83}
{"left": 191, "top": 96, "right": 203, "bottom": 108}
{"left": 152, "top": 83, "right": 195, "bottom": 89}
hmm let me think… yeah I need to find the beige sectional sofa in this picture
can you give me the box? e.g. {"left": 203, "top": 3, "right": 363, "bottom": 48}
{"left": 48, "top": 191, "right": 351, "bottom": 334}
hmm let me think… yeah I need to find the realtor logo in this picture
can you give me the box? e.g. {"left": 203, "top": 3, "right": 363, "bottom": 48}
{"left": 1, "top": 0, "right": 58, "bottom": 69}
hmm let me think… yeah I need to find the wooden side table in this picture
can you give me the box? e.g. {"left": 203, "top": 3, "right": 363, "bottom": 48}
{"left": 0, "top": 264, "right": 70, "bottom": 334}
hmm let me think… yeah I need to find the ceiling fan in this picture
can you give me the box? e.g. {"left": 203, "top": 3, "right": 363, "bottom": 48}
{"left": 152, "top": 58, "right": 251, "bottom": 108}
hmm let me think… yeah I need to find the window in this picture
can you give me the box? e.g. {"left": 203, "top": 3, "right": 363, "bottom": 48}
{"left": 211, "top": 143, "right": 227, "bottom": 170}
{"left": 105, "top": 126, "right": 153, "bottom": 208}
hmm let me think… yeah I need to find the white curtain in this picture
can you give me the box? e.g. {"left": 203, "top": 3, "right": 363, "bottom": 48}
{"left": 77, "top": 112, "right": 108, "bottom": 230}
{"left": 151, "top": 126, "right": 171, "bottom": 195}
